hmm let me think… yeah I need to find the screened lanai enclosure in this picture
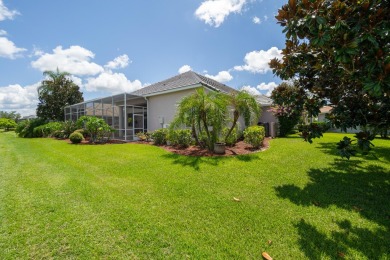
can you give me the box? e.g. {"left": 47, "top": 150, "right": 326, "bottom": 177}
{"left": 65, "top": 93, "right": 147, "bottom": 141}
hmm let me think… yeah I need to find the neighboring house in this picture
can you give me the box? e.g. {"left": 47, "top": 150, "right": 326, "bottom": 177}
{"left": 20, "top": 115, "right": 38, "bottom": 121}
{"left": 317, "top": 105, "right": 362, "bottom": 133}
{"left": 65, "top": 71, "right": 277, "bottom": 140}
{"left": 318, "top": 106, "right": 332, "bottom": 123}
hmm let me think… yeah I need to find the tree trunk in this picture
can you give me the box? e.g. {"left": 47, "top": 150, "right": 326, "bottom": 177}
{"left": 191, "top": 119, "right": 200, "bottom": 146}
{"left": 201, "top": 112, "right": 212, "bottom": 150}
{"left": 225, "top": 111, "right": 239, "bottom": 143}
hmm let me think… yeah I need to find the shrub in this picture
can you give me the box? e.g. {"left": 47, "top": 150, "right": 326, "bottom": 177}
{"left": 151, "top": 128, "right": 168, "bottom": 145}
{"left": 15, "top": 118, "right": 46, "bottom": 138}
{"left": 136, "top": 131, "right": 151, "bottom": 142}
{"left": 52, "top": 130, "right": 66, "bottom": 139}
{"left": 62, "top": 120, "right": 78, "bottom": 138}
{"left": 74, "top": 128, "right": 85, "bottom": 136}
{"left": 33, "top": 122, "right": 63, "bottom": 138}
{"left": 277, "top": 115, "right": 300, "bottom": 137}
{"left": 222, "top": 126, "right": 239, "bottom": 146}
{"left": 69, "top": 132, "right": 84, "bottom": 144}
{"left": 76, "top": 116, "right": 113, "bottom": 143}
{"left": 168, "top": 129, "right": 192, "bottom": 147}
{"left": 243, "top": 126, "right": 265, "bottom": 149}
{"left": 32, "top": 125, "right": 44, "bottom": 137}
{"left": 167, "top": 130, "right": 178, "bottom": 145}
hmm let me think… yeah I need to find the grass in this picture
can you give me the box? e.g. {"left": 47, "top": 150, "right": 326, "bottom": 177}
{"left": 0, "top": 131, "right": 389, "bottom": 259}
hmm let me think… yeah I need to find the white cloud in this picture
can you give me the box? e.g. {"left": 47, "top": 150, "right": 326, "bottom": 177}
{"left": 28, "top": 46, "right": 44, "bottom": 57}
{"left": 178, "top": 65, "right": 192, "bottom": 74}
{"left": 234, "top": 47, "right": 282, "bottom": 74}
{"left": 105, "top": 54, "right": 131, "bottom": 70}
{"left": 0, "top": 82, "right": 39, "bottom": 116}
{"left": 205, "top": 70, "right": 233, "bottom": 82}
{"left": 241, "top": 85, "right": 260, "bottom": 95}
{"left": 69, "top": 75, "right": 83, "bottom": 87}
{"left": 31, "top": 45, "right": 104, "bottom": 76}
{"left": 195, "top": 0, "right": 247, "bottom": 27}
{"left": 0, "top": 0, "right": 19, "bottom": 21}
{"left": 0, "top": 36, "right": 26, "bottom": 59}
{"left": 253, "top": 16, "right": 261, "bottom": 24}
{"left": 85, "top": 71, "right": 143, "bottom": 94}
{"left": 240, "top": 82, "right": 278, "bottom": 96}
{"left": 0, "top": 2, "right": 25, "bottom": 59}
{"left": 257, "top": 82, "right": 278, "bottom": 96}
{"left": 263, "top": 15, "right": 268, "bottom": 21}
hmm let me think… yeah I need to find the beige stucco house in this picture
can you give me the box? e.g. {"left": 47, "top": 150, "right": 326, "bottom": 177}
{"left": 65, "top": 71, "right": 276, "bottom": 140}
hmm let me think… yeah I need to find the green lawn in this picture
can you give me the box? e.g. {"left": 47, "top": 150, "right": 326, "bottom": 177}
{"left": 0, "top": 131, "right": 389, "bottom": 259}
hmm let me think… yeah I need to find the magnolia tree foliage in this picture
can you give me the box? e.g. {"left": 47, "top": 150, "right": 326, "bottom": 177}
{"left": 270, "top": 0, "right": 390, "bottom": 156}
{"left": 37, "top": 69, "right": 83, "bottom": 121}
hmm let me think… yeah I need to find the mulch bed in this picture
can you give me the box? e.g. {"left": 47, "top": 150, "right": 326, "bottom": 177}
{"left": 152, "top": 138, "right": 271, "bottom": 157}
{"left": 64, "top": 137, "right": 271, "bottom": 157}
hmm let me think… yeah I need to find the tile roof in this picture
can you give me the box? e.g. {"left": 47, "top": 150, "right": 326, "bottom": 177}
{"left": 320, "top": 106, "right": 333, "bottom": 113}
{"left": 131, "top": 71, "right": 237, "bottom": 96}
{"left": 255, "top": 95, "right": 273, "bottom": 106}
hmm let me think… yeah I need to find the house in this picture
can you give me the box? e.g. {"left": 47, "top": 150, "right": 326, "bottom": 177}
{"left": 317, "top": 105, "right": 362, "bottom": 133}
{"left": 20, "top": 115, "right": 38, "bottom": 121}
{"left": 318, "top": 106, "right": 332, "bottom": 123}
{"left": 65, "top": 71, "right": 277, "bottom": 140}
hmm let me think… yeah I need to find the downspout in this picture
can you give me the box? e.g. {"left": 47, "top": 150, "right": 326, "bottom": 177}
{"left": 124, "top": 93, "right": 127, "bottom": 141}
{"left": 144, "top": 96, "right": 149, "bottom": 132}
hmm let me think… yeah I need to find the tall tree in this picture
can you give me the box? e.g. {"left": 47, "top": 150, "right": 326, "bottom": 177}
{"left": 0, "top": 111, "right": 21, "bottom": 122}
{"left": 270, "top": 82, "right": 307, "bottom": 136}
{"left": 270, "top": 0, "right": 389, "bottom": 151}
{"left": 36, "top": 69, "right": 83, "bottom": 121}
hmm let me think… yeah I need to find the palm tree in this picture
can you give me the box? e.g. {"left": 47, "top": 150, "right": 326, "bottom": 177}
{"left": 170, "top": 93, "right": 202, "bottom": 146}
{"left": 171, "top": 88, "right": 228, "bottom": 150}
{"left": 225, "top": 91, "right": 261, "bottom": 143}
{"left": 37, "top": 69, "right": 71, "bottom": 95}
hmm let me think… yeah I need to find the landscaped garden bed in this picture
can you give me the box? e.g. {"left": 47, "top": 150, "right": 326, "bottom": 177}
{"left": 157, "top": 138, "right": 271, "bottom": 156}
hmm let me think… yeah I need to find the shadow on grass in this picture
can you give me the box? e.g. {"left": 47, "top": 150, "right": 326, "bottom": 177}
{"left": 317, "top": 141, "right": 390, "bottom": 162}
{"left": 161, "top": 153, "right": 258, "bottom": 171}
{"left": 161, "top": 153, "right": 222, "bottom": 171}
{"left": 275, "top": 159, "right": 390, "bottom": 258}
{"left": 373, "top": 146, "right": 390, "bottom": 162}
{"left": 295, "top": 219, "right": 389, "bottom": 259}
{"left": 316, "top": 141, "right": 338, "bottom": 156}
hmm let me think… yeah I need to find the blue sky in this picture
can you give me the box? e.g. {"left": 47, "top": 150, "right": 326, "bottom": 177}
{"left": 0, "top": 0, "right": 286, "bottom": 116}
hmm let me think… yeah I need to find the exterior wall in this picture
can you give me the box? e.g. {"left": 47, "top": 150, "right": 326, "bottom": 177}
{"left": 259, "top": 105, "right": 277, "bottom": 123}
{"left": 146, "top": 88, "right": 198, "bottom": 131}
{"left": 146, "top": 90, "right": 278, "bottom": 132}
{"left": 318, "top": 113, "right": 327, "bottom": 122}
